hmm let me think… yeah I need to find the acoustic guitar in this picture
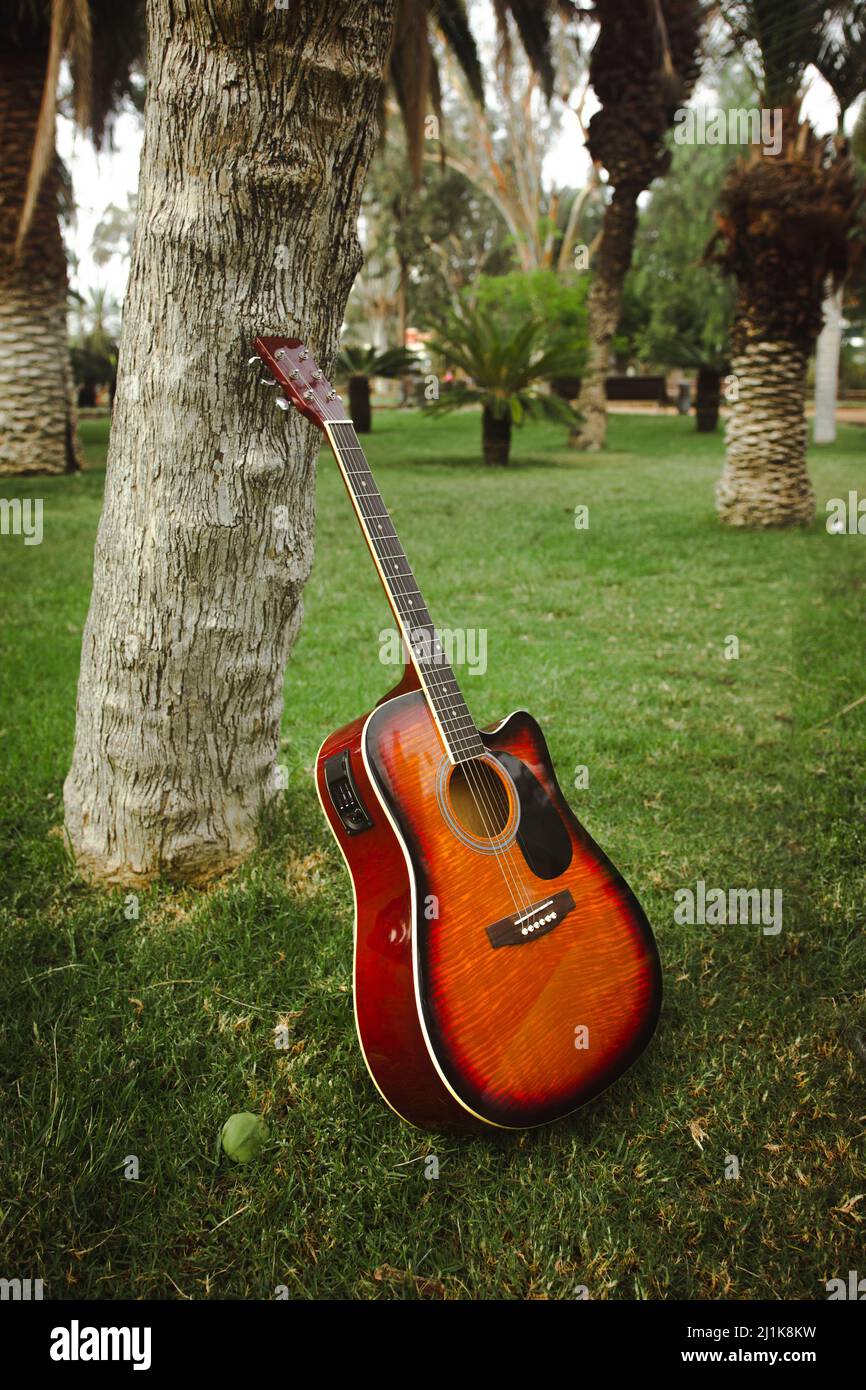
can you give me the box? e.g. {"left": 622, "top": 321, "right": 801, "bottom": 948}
{"left": 254, "top": 335, "right": 661, "bottom": 1132}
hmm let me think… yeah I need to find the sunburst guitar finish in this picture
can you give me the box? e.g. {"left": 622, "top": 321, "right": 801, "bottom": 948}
{"left": 315, "top": 670, "right": 661, "bottom": 1131}
{"left": 254, "top": 334, "right": 662, "bottom": 1133}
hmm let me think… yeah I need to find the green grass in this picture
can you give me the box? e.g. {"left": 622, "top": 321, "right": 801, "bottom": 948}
{"left": 1, "top": 409, "right": 864, "bottom": 1300}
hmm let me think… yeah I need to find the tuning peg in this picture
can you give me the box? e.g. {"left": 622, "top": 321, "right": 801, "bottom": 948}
{"left": 247, "top": 355, "right": 260, "bottom": 367}
{"left": 276, "top": 398, "right": 291, "bottom": 411}
{"left": 260, "top": 377, "right": 278, "bottom": 386}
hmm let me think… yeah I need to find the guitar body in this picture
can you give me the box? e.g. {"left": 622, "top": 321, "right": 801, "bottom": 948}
{"left": 315, "top": 669, "right": 661, "bottom": 1133}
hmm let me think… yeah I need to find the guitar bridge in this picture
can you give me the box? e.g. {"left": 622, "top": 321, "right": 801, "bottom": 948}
{"left": 486, "top": 889, "right": 576, "bottom": 949}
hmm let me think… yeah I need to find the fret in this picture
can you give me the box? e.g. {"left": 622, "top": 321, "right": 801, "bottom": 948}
{"left": 326, "top": 420, "right": 484, "bottom": 763}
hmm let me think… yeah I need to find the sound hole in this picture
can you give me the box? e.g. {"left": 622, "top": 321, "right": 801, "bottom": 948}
{"left": 447, "top": 760, "right": 511, "bottom": 839}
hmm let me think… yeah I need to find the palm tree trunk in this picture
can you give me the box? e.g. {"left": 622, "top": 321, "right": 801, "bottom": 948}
{"left": 571, "top": 189, "right": 638, "bottom": 451}
{"left": 0, "top": 48, "right": 81, "bottom": 476}
{"left": 813, "top": 282, "right": 844, "bottom": 445}
{"left": 482, "top": 407, "right": 511, "bottom": 465}
{"left": 715, "top": 335, "right": 814, "bottom": 527}
{"left": 63, "top": 0, "right": 396, "bottom": 885}
{"left": 349, "top": 375, "right": 372, "bottom": 433}
{"left": 695, "top": 365, "right": 720, "bottom": 433}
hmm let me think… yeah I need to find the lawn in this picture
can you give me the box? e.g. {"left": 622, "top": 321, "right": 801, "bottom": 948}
{"left": 0, "top": 409, "right": 864, "bottom": 1299}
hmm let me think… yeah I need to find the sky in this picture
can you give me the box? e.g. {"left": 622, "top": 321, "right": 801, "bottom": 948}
{"left": 56, "top": 9, "right": 851, "bottom": 313}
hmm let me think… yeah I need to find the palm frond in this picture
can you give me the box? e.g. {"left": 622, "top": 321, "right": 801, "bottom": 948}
{"left": 492, "top": 0, "right": 557, "bottom": 100}
{"left": 715, "top": 0, "right": 828, "bottom": 109}
{"left": 85, "top": 0, "right": 146, "bottom": 143}
{"left": 814, "top": 5, "right": 866, "bottom": 125}
{"left": 426, "top": 299, "right": 583, "bottom": 423}
{"left": 432, "top": 0, "right": 484, "bottom": 102}
{"left": 388, "top": 0, "right": 434, "bottom": 186}
{"left": 16, "top": 0, "right": 89, "bottom": 254}
{"left": 13, "top": 0, "right": 144, "bottom": 255}
{"left": 337, "top": 343, "right": 419, "bottom": 378}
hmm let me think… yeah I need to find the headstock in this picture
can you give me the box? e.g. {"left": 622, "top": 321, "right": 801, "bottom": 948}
{"left": 251, "top": 336, "right": 344, "bottom": 432}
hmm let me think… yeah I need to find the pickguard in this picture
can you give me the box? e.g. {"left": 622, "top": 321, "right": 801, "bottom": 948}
{"left": 492, "top": 749, "right": 573, "bottom": 879}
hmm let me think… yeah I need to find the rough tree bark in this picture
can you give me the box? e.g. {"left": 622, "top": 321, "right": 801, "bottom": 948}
{"left": 64, "top": 0, "right": 397, "bottom": 885}
{"left": 715, "top": 337, "right": 813, "bottom": 526}
{"left": 0, "top": 47, "right": 81, "bottom": 476}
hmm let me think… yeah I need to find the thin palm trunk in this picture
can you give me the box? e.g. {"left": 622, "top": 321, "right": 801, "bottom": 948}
{"left": 570, "top": 0, "right": 703, "bottom": 451}
{"left": 349, "top": 375, "right": 372, "bottom": 433}
{"left": 64, "top": 0, "right": 396, "bottom": 884}
{"left": 813, "top": 282, "right": 844, "bottom": 445}
{"left": 482, "top": 407, "right": 512, "bottom": 465}
{"left": 695, "top": 365, "right": 720, "bottom": 433}
{"left": 572, "top": 190, "right": 637, "bottom": 450}
{"left": 0, "top": 47, "right": 81, "bottom": 476}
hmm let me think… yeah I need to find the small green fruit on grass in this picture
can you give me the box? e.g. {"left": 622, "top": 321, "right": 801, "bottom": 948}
{"left": 221, "top": 1112, "right": 269, "bottom": 1163}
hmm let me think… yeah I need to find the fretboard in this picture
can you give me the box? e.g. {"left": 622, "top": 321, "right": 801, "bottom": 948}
{"left": 324, "top": 420, "right": 484, "bottom": 764}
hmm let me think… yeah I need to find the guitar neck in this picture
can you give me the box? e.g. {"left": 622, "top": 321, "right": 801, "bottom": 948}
{"left": 324, "top": 420, "right": 484, "bottom": 764}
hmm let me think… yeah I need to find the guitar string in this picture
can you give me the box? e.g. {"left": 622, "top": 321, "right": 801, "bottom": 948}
{"left": 330, "top": 420, "right": 538, "bottom": 922}
{"left": 329, "top": 421, "right": 529, "bottom": 877}
{"left": 336, "top": 434, "right": 535, "bottom": 924}
{"left": 328, "top": 421, "right": 533, "bottom": 915}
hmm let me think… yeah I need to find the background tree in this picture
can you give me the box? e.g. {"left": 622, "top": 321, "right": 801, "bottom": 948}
{"left": 63, "top": 0, "right": 398, "bottom": 885}
{"left": 627, "top": 116, "right": 740, "bottom": 429}
{"left": 708, "top": 0, "right": 864, "bottom": 527}
{"left": 69, "top": 284, "right": 121, "bottom": 406}
{"left": 427, "top": 294, "right": 583, "bottom": 464}
{"left": 811, "top": 4, "right": 866, "bottom": 444}
{"left": 385, "top": 0, "right": 562, "bottom": 184}
{"left": 91, "top": 192, "right": 138, "bottom": 270}
{"left": 347, "top": 4, "right": 588, "bottom": 354}
{"left": 469, "top": 265, "right": 589, "bottom": 394}
{"left": 336, "top": 344, "right": 419, "bottom": 432}
{"left": 347, "top": 132, "right": 512, "bottom": 351}
{"left": 0, "top": 0, "right": 143, "bottom": 475}
{"left": 572, "top": 0, "right": 704, "bottom": 451}
{"left": 386, "top": 0, "right": 485, "bottom": 185}
{"left": 423, "top": 24, "right": 593, "bottom": 274}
